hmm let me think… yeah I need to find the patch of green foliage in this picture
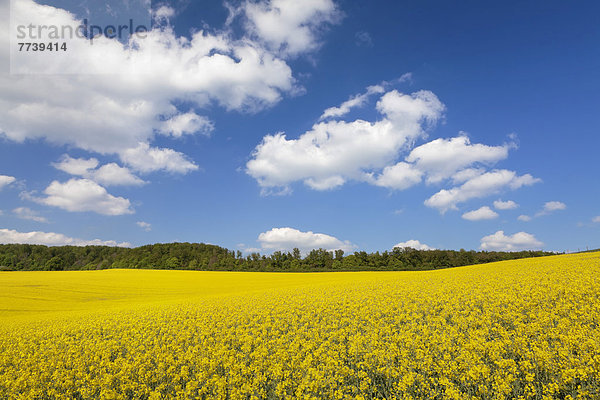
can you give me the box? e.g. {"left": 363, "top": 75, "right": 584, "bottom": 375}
{"left": 0, "top": 243, "right": 557, "bottom": 272}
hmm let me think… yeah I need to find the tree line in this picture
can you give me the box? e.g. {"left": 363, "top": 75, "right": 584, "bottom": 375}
{"left": 0, "top": 242, "right": 557, "bottom": 272}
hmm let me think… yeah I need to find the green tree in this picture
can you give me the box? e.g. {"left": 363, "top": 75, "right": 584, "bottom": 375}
{"left": 45, "top": 256, "right": 63, "bottom": 271}
{"left": 165, "top": 256, "right": 180, "bottom": 269}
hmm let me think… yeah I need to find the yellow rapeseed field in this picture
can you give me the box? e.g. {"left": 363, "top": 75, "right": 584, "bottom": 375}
{"left": 1, "top": 252, "right": 599, "bottom": 399}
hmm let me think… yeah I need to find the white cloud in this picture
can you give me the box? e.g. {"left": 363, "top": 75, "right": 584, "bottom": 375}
{"left": 304, "top": 176, "right": 345, "bottom": 191}
{"left": 246, "top": 89, "right": 445, "bottom": 191}
{"left": 52, "top": 156, "right": 99, "bottom": 176}
{"left": 53, "top": 155, "right": 145, "bottom": 186}
{"left": 158, "top": 112, "right": 214, "bottom": 138}
{"left": 406, "top": 135, "right": 513, "bottom": 184}
{"left": 13, "top": 207, "right": 48, "bottom": 223}
{"left": 238, "top": 245, "right": 263, "bottom": 254}
{"left": 480, "top": 230, "right": 543, "bottom": 251}
{"left": 154, "top": 5, "right": 175, "bottom": 20}
{"left": 92, "top": 163, "right": 147, "bottom": 186}
{"left": 2, "top": 0, "right": 329, "bottom": 177}
{"left": 0, "top": 175, "right": 16, "bottom": 190}
{"left": 462, "top": 206, "right": 499, "bottom": 221}
{"left": 32, "top": 179, "right": 134, "bottom": 215}
{"left": 535, "top": 201, "right": 566, "bottom": 216}
{"left": 493, "top": 199, "right": 518, "bottom": 210}
{"left": 425, "top": 169, "right": 540, "bottom": 213}
{"left": 392, "top": 239, "right": 434, "bottom": 250}
{"left": 258, "top": 227, "right": 355, "bottom": 254}
{"left": 377, "top": 90, "right": 444, "bottom": 128}
{"left": 592, "top": 216, "right": 600, "bottom": 223}
{"left": 136, "top": 221, "right": 152, "bottom": 231}
{"left": 0, "top": 228, "right": 130, "bottom": 247}
{"left": 544, "top": 201, "right": 567, "bottom": 212}
{"left": 319, "top": 85, "right": 384, "bottom": 120}
{"left": 247, "top": 83, "right": 536, "bottom": 206}
{"left": 372, "top": 162, "right": 423, "bottom": 190}
{"left": 515, "top": 201, "right": 566, "bottom": 221}
{"left": 450, "top": 168, "right": 485, "bottom": 184}
{"left": 120, "top": 143, "right": 198, "bottom": 174}
{"left": 240, "top": 0, "right": 341, "bottom": 57}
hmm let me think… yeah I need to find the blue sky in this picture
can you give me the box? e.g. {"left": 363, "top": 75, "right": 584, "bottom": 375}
{"left": 1, "top": 0, "right": 599, "bottom": 254}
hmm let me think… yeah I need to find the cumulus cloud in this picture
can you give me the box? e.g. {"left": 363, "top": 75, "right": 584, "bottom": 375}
{"left": 450, "top": 168, "right": 486, "bottom": 184}
{"left": 258, "top": 227, "right": 355, "bottom": 254}
{"left": 120, "top": 143, "right": 198, "bottom": 174}
{"left": 593, "top": 216, "right": 600, "bottom": 223}
{"left": 52, "top": 156, "right": 98, "bottom": 176}
{"left": 493, "top": 199, "right": 518, "bottom": 210}
{"left": 516, "top": 201, "right": 566, "bottom": 221}
{"left": 462, "top": 206, "right": 499, "bottom": 221}
{"left": 425, "top": 170, "right": 540, "bottom": 213}
{"left": 92, "top": 163, "right": 147, "bottom": 186}
{"left": 154, "top": 5, "right": 175, "bottom": 21}
{"left": 13, "top": 207, "right": 48, "bottom": 223}
{"left": 0, "top": 175, "right": 16, "bottom": 190}
{"left": 392, "top": 239, "right": 434, "bottom": 250}
{"left": 543, "top": 201, "right": 567, "bottom": 212}
{"left": 406, "top": 136, "right": 513, "bottom": 184}
{"left": 158, "top": 112, "right": 214, "bottom": 138}
{"left": 136, "top": 221, "right": 152, "bottom": 231}
{"left": 246, "top": 89, "right": 445, "bottom": 191}
{"left": 480, "top": 230, "right": 543, "bottom": 251}
{"left": 31, "top": 179, "right": 134, "bottom": 215}
{"left": 535, "top": 201, "right": 566, "bottom": 217}
{"left": 0, "top": 228, "right": 130, "bottom": 247}
{"left": 319, "top": 85, "right": 384, "bottom": 120}
{"left": 238, "top": 245, "right": 263, "bottom": 254}
{"left": 372, "top": 162, "right": 423, "bottom": 190}
{"left": 53, "top": 155, "right": 145, "bottom": 186}
{"left": 247, "top": 82, "right": 535, "bottom": 208}
{"left": 240, "top": 0, "right": 341, "bottom": 57}
{"left": 2, "top": 0, "right": 335, "bottom": 177}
